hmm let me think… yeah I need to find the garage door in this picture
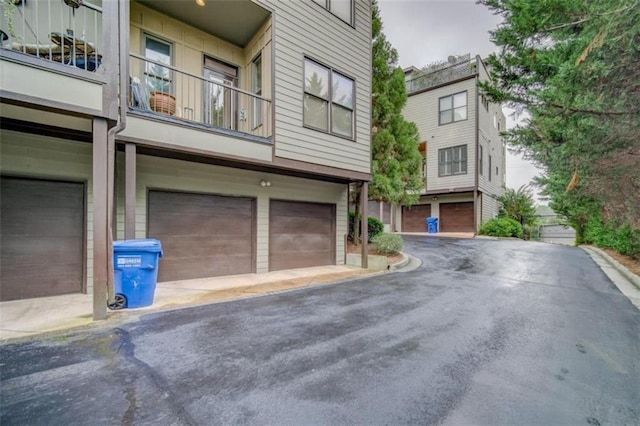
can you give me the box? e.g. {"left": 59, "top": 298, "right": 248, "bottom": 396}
{"left": 402, "top": 204, "right": 431, "bottom": 232}
{"left": 269, "top": 201, "right": 335, "bottom": 271}
{"left": 1, "top": 177, "right": 84, "bottom": 301}
{"left": 440, "top": 202, "right": 474, "bottom": 232}
{"left": 148, "top": 191, "right": 255, "bottom": 281}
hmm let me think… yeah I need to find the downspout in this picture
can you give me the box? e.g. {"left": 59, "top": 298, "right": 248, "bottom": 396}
{"left": 106, "top": 0, "right": 129, "bottom": 303}
{"left": 473, "top": 59, "right": 480, "bottom": 235}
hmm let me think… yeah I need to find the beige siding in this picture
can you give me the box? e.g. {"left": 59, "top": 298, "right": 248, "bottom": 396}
{"left": 404, "top": 77, "right": 477, "bottom": 192}
{"left": 477, "top": 61, "right": 506, "bottom": 198}
{"left": 119, "top": 116, "right": 273, "bottom": 162}
{"left": 115, "top": 155, "right": 348, "bottom": 273}
{"left": 257, "top": 0, "right": 371, "bottom": 174}
{"left": 0, "top": 60, "right": 103, "bottom": 112}
{"left": 0, "top": 130, "right": 94, "bottom": 292}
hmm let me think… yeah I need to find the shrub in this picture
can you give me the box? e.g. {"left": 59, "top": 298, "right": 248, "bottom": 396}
{"left": 583, "top": 215, "right": 640, "bottom": 259}
{"left": 479, "top": 217, "right": 523, "bottom": 238}
{"left": 371, "top": 233, "right": 403, "bottom": 255}
{"left": 348, "top": 212, "right": 384, "bottom": 242}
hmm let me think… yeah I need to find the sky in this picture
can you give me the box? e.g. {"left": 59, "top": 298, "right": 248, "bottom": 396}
{"left": 378, "top": 0, "right": 545, "bottom": 200}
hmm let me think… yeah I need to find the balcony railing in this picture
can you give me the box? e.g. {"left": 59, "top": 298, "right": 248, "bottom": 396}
{"left": 0, "top": 0, "right": 102, "bottom": 72}
{"left": 129, "top": 54, "right": 272, "bottom": 140}
{"left": 406, "top": 54, "right": 476, "bottom": 94}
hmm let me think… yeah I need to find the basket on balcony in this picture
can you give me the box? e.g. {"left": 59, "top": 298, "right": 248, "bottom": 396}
{"left": 149, "top": 91, "right": 176, "bottom": 116}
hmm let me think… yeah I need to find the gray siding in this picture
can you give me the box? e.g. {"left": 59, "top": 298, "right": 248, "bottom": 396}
{"left": 258, "top": 0, "right": 371, "bottom": 174}
{"left": 403, "top": 77, "right": 477, "bottom": 192}
{"left": 477, "top": 61, "right": 506, "bottom": 198}
{"left": 480, "top": 192, "right": 500, "bottom": 227}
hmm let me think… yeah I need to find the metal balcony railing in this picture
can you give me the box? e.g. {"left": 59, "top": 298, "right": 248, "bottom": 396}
{"left": 0, "top": 0, "right": 102, "bottom": 72}
{"left": 406, "top": 54, "right": 476, "bottom": 94}
{"left": 129, "top": 54, "right": 272, "bottom": 139}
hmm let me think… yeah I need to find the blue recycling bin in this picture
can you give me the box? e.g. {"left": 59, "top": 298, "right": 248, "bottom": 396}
{"left": 112, "top": 239, "right": 163, "bottom": 309}
{"left": 426, "top": 217, "right": 438, "bottom": 233}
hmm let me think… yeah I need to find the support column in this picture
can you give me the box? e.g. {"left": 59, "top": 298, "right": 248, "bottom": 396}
{"left": 125, "top": 143, "right": 136, "bottom": 239}
{"left": 360, "top": 181, "right": 368, "bottom": 269}
{"left": 92, "top": 118, "right": 109, "bottom": 320}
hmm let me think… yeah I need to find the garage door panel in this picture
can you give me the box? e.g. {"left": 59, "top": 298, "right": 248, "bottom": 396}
{"left": 270, "top": 250, "right": 334, "bottom": 271}
{"left": 1, "top": 177, "right": 84, "bottom": 301}
{"left": 269, "top": 201, "right": 335, "bottom": 271}
{"left": 148, "top": 191, "right": 255, "bottom": 282}
{"left": 270, "top": 201, "right": 334, "bottom": 219}
{"left": 270, "top": 234, "right": 334, "bottom": 252}
{"left": 149, "top": 214, "right": 254, "bottom": 237}
{"left": 402, "top": 204, "right": 431, "bottom": 232}
{"left": 440, "top": 202, "right": 474, "bottom": 232}
{"left": 158, "top": 255, "right": 254, "bottom": 281}
{"left": 269, "top": 216, "right": 333, "bottom": 235}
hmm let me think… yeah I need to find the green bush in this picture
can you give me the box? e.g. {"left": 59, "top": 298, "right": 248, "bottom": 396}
{"left": 583, "top": 215, "right": 640, "bottom": 259}
{"left": 479, "top": 217, "right": 523, "bottom": 238}
{"left": 348, "top": 212, "right": 384, "bottom": 242}
{"left": 371, "top": 233, "right": 403, "bottom": 255}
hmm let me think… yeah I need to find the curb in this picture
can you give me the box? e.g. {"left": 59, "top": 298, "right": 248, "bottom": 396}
{"left": 581, "top": 245, "right": 640, "bottom": 290}
{"left": 389, "top": 252, "right": 410, "bottom": 271}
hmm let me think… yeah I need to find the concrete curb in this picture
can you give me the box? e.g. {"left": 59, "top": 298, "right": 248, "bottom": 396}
{"left": 389, "top": 252, "right": 410, "bottom": 271}
{"left": 581, "top": 245, "right": 640, "bottom": 291}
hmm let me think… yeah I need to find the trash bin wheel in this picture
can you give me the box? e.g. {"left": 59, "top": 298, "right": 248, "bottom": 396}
{"left": 107, "top": 294, "right": 127, "bottom": 310}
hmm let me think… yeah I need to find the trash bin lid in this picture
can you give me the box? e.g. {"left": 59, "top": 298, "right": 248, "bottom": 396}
{"left": 113, "top": 239, "right": 163, "bottom": 256}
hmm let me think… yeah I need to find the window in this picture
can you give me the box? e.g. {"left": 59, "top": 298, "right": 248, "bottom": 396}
{"left": 312, "top": 0, "right": 354, "bottom": 25}
{"left": 481, "top": 95, "right": 489, "bottom": 111}
{"left": 439, "top": 92, "right": 467, "bottom": 125}
{"left": 144, "top": 34, "right": 172, "bottom": 95}
{"left": 252, "top": 54, "right": 263, "bottom": 128}
{"left": 488, "top": 155, "right": 492, "bottom": 181}
{"left": 203, "top": 56, "right": 238, "bottom": 129}
{"left": 303, "top": 58, "right": 354, "bottom": 139}
{"left": 438, "top": 145, "right": 467, "bottom": 177}
{"left": 479, "top": 145, "right": 483, "bottom": 176}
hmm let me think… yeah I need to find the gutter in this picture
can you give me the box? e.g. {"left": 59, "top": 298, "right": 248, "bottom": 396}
{"left": 106, "top": 0, "right": 129, "bottom": 303}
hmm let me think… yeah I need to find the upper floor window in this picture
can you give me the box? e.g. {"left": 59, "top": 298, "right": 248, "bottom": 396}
{"left": 303, "top": 57, "right": 354, "bottom": 139}
{"left": 439, "top": 91, "right": 467, "bottom": 125}
{"left": 481, "top": 95, "right": 489, "bottom": 111}
{"left": 479, "top": 145, "right": 483, "bottom": 176}
{"left": 312, "top": 0, "right": 354, "bottom": 26}
{"left": 438, "top": 145, "right": 467, "bottom": 176}
{"left": 252, "top": 54, "right": 263, "bottom": 129}
{"left": 488, "top": 155, "right": 492, "bottom": 181}
{"left": 144, "top": 34, "right": 172, "bottom": 95}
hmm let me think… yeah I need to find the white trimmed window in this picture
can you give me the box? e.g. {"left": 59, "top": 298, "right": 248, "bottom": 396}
{"left": 438, "top": 145, "right": 467, "bottom": 176}
{"left": 312, "top": 0, "right": 354, "bottom": 25}
{"left": 303, "top": 57, "right": 354, "bottom": 139}
{"left": 439, "top": 91, "right": 467, "bottom": 125}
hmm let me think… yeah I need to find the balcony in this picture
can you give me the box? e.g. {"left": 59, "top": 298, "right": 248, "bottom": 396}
{"left": 129, "top": 54, "right": 271, "bottom": 140}
{"left": 406, "top": 54, "right": 476, "bottom": 95}
{"left": 0, "top": 0, "right": 103, "bottom": 73}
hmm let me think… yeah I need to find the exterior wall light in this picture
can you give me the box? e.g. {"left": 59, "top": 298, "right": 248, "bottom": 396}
{"left": 260, "top": 180, "right": 271, "bottom": 187}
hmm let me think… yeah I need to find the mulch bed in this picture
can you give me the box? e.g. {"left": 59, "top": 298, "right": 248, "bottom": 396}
{"left": 602, "top": 248, "right": 640, "bottom": 277}
{"left": 347, "top": 242, "right": 404, "bottom": 265}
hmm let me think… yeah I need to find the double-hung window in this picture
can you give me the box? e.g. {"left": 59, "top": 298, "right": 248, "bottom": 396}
{"left": 303, "top": 58, "right": 354, "bottom": 139}
{"left": 144, "top": 34, "right": 172, "bottom": 95}
{"left": 312, "top": 0, "right": 354, "bottom": 25}
{"left": 439, "top": 92, "right": 467, "bottom": 125}
{"left": 438, "top": 145, "right": 467, "bottom": 176}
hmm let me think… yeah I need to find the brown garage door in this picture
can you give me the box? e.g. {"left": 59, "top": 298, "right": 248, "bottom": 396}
{"left": 148, "top": 191, "right": 255, "bottom": 281}
{"left": 440, "top": 202, "right": 474, "bottom": 232}
{"left": 402, "top": 204, "right": 431, "bottom": 232}
{"left": 269, "top": 200, "right": 335, "bottom": 271}
{"left": 1, "top": 177, "right": 84, "bottom": 301}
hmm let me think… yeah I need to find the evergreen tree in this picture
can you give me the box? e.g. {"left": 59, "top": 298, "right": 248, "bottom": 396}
{"left": 479, "top": 0, "right": 640, "bottom": 256}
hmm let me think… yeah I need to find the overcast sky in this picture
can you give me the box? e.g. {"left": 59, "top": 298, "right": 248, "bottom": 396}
{"left": 378, "top": 0, "right": 544, "bottom": 200}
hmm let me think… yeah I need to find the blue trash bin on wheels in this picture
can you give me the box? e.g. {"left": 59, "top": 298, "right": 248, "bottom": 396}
{"left": 109, "top": 239, "right": 163, "bottom": 310}
{"left": 426, "top": 217, "right": 438, "bottom": 233}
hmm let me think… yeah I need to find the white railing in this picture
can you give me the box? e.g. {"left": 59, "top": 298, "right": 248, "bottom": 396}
{"left": 129, "top": 54, "right": 272, "bottom": 139}
{"left": 0, "top": 0, "right": 102, "bottom": 72}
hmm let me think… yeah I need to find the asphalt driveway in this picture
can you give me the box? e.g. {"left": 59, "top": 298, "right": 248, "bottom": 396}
{"left": 1, "top": 236, "right": 639, "bottom": 425}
